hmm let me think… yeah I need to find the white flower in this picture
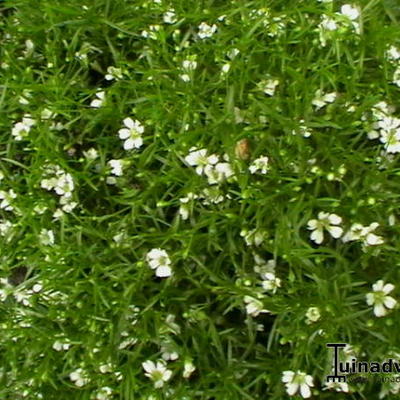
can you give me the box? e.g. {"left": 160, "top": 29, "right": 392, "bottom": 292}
{"left": 0, "top": 220, "right": 12, "bottom": 237}
{"left": 182, "top": 59, "right": 197, "bottom": 71}
{"left": 205, "top": 162, "right": 234, "bottom": 184}
{"left": 249, "top": 156, "right": 269, "bottom": 174}
{"left": 379, "top": 117, "right": 400, "bottom": 153}
{"left": 118, "top": 118, "right": 144, "bottom": 150}
{"left": 393, "top": 66, "right": 400, "bottom": 87}
{"left": 163, "top": 9, "right": 177, "bottom": 24}
{"left": 184, "top": 148, "right": 219, "bottom": 175}
{"left": 161, "top": 344, "right": 179, "bottom": 361}
{"left": 340, "top": 4, "right": 360, "bottom": 20}
{"left": 323, "top": 380, "right": 349, "bottom": 393}
{"left": 366, "top": 280, "right": 397, "bottom": 317}
{"left": 312, "top": 90, "right": 337, "bottom": 109}
{"left": 258, "top": 79, "right": 279, "bottom": 96}
{"left": 307, "top": 212, "right": 343, "bottom": 244}
{"left": 83, "top": 148, "right": 99, "bottom": 160}
{"left": 90, "top": 90, "right": 105, "bottom": 108}
{"left": 142, "top": 360, "right": 172, "bottom": 388}
{"left": 69, "top": 368, "right": 89, "bottom": 387}
{"left": 11, "top": 116, "right": 35, "bottom": 141}
{"left": 95, "top": 387, "right": 113, "bottom": 400}
{"left": 146, "top": 248, "right": 172, "bottom": 278}
{"left": 179, "top": 193, "right": 197, "bottom": 220}
{"left": 183, "top": 359, "right": 196, "bottom": 378}
{"left": 180, "top": 73, "right": 191, "bottom": 82}
{"left": 0, "top": 189, "right": 17, "bottom": 211}
{"left": 305, "top": 307, "right": 321, "bottom": 324}
{"left": 261, "top": 272, "right": 281, "bottom": 293}
{"left": 282, "top": 370, "right": 314, "bottom": 398}
{"left": 197, "top": 22, "right": 217, "bottom": 39}
{"left": 221, "top": 63, "right": 231, "bottom": 75}
{"left": 52, "top": 340, "right": 71, "bottom": 351}
{"left": 342, "top": 222, "right": 383, "bottom": 246}
{"left": 227, "top": 48, "right": 240, "bottom": 60}
{"left": 387, "top": 46, "right": 400, "bottom": 62}
{"left": 319, "top": 15, "right": 338, "bottom": 31}
{"left": 240, "top": 229, "right": 266, "bottom": 247}
{"left": 244, "top": 295, "right": 269, "bottom": 317}
{"left": 105, "top": 66, "right": 123, "bottom": 81}
{"left": 108, "top": 159, "right": 125, "bottom": 176}
{"left": 39, "top": 229, "right": 54, "bottom": 246}
{"left": 54, "top": 173, "right": 74, "bottom": 197}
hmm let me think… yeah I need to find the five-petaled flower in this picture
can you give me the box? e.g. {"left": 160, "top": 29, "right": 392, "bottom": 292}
{"left": 366, "top": 280, "right": 397, "bottom": 317}
{"left": 118, "top": 118, "right": 144, "bottom": 150}
{"left": 282, "top": 370, "right": 314, "bottom": 398}
{"left": 146, "top": 248, "right": 172, "bottom": 278}
{"left": 184, "top": 148, "right": 219, "bottom": 175}
{"left": 307, "top": 212, "right": 343, "bottom": 244}
{"left": 142, "top": 360, "right": 172, "bottom": 388}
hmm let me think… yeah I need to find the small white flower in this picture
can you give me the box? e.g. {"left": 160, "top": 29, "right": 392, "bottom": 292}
{"left": 261, "top": 272, "right": 281, "bottom": 293}
{"left": 39, "top": 229, "right": 54, "bottom": 246}
{"left": 205, "top": 162, "right": 234, "bottom": 184}
{"left": 118, "top": 118, "right": 144, "bottom": 150}
{"left": 240, "top": 229, "right": 266, "bottom": 247}
{"left": 179, "top": 193, "right": 197, "bottom": 220}
{"left": 387, "top": 46, "right": 400, "bottom": 62}
{"left": 11, "top": 115, "right": 35, "bottom": 141}
{"left": 146, "top": 248, "right": 172, "bottom": 278}
{"left": 340, "top": 4, "right": 360, "bottom": 20}
{"left": 0, "top": 189, "right": 17, "bottom": 211}
{"left": 244, "top": 295, "right": 269, "bottom": 317}
{"left": 90, "top": 90, "right": 105, "bottom": 108}
{"left": 83, "top": 148, "right": 99, "bottom": 160}
{"left": 197, "top": 22, "right": 217, "bottom": 39}
{"left": 342, "top": 222, "right": 383, "bottom": 246}
{"left": 183, "top": 359, "right": 196, "bottom": 378}
{"left": 108, "top": 159, "right": 125, "bottom": 176}
{"left": 379, "top": 127, "right": 400, "bottom": 154}
{"left": 142, "top": 360, "right": 172, "bottom": 388}
{"left": 319, "top": 15, "right": 338, "bottom": 31}
{"left": 221, "top": 63, "right": 231, "bottom": 75}
{"left": 184, "top": 148, "right": 219, "bottom": 175}
{"left": 366, "top": 280, "right": 397, "bottom": 317}
{"left": 0, "top": 220, "right": 12, "bottom": 237}
{"left": 161, "top": 344, "right": 179, "bottom": 361}
{"left": 312, "top": 90, "right": 337, "bottom": 110}
{"left": 52, "top": 340, "right": 71, "bottom": 351}
{"left": 307, "top": 212, "right": 343, "bottom": 244}
{"left": 227, "top": 48, "right": 240, "bottom": 60}
{"left": 182, "top": 59, "right": 197, "bottom": 71}
{"left": 305, "top": 307, "right": 321, "bottom": 324}
{"left": 282, "top": 370, "right": 314, "bottom": 398}
{"left": 393, "top": 66, "right": 400, "bottom": 87}
{"left": 323, "top": 380, "right": 349, "bottom": 393}
{"left": 258, "top": 79, "right": 279, "bottom": 96}
{"left": 95, "top": 387, "right": 113, "bottom": 400}
{"left": 105, "top": 66, "right": 123, "bottom": 81}
{"left": 249, "top": 156, "right": 269, "bottom": 174}
{"left": 163, "top": 9, "right": 177, "bottom": 24}
{"left": 69, "top": 368, "right": 89, "bottom": 387}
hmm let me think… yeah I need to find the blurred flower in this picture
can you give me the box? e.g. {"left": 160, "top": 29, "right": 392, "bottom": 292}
{"left": 198, "top": 22, "right": 217, "bottom": 39}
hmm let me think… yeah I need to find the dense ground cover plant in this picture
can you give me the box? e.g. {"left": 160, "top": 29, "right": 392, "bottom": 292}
{"left": 1, "top": 0, "right": 400, "bottom": 398}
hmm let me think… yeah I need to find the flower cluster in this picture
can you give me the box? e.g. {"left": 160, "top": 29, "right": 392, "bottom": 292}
{"left": 40, "top": 164, "right": 77, "bottom": 215}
